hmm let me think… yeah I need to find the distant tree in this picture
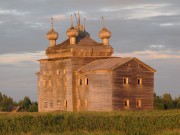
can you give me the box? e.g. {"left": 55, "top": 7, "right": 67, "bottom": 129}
{"left": 154, "top": 93, "right": 164, "bottom": 109}
{"left": 0, "top": 92, "right": 39, "bottom": 112}
{"left": 162, "top": 93, "right": 174, "bottom": 109}
{"left": 19, "top": 96, "right": 32, "bottom": 111}
{"left": 176, "top": 96, "right": 180, "bottom": 109}
{"left": 28, "top": 101, "right": 38, "bottom": 112}
{"left": 0, "top": 92, "right": 14, "bottom": 112}
{"left": 0, "top": 92, "right": 3, "bottom": 101}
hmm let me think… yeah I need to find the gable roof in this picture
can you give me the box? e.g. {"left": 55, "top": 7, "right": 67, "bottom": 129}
{"left": 75, "top": 57, "right": 156, "bottom": 73}
{"left": 12, "top": 106, "right": 21, "bottom": 112}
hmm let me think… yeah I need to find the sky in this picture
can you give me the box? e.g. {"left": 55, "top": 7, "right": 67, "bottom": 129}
{"left": 0, "top": 0, "right": 180, "bottom": 101}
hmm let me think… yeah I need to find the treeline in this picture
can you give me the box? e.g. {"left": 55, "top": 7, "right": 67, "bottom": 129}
{"left": 0, "top": 91, "right": 180, "bottom": 112}
{"left": 0, "top": 92, "right": 38, "bottom": 112}
{"left": 154, "top": 93, "right": 180, "bottom": 110}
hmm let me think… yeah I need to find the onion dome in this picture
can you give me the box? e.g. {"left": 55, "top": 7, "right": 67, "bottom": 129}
{"left": 66, "top": 26, "right": 78, "bottom": 38}
{"left": 47, "top": 28, "right": 59, "bottom": 40}
{"left": 99, "top": 27, "right": 111, "bottom": 39}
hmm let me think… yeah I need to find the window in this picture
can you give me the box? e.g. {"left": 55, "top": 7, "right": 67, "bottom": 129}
{"left": 38, "top": 81, "right": 41, "bottom": 87}
{"left": 124, "top": 100, "right": 129, "bottom": 108}
{"left": 57, "top": 100, "right": 60, "bottom": 107}
{"left": 136, "top": 99, "right": 142, "bottom": 108}
{"left": 43, "top": 80, "right": 46, "bottom": 87}
{"left": 123, "top": 77, "right": 128, "bottom": 84}
{"left": 79, "top": 79, "right": 82, "bottom": 85}
{"left": 49, "top": 71, "right": 52, "bottom": 75}
{"left": 44, "top": 101, "right": 47, "bottom": 108}
{"left": 48, "top": 80, "right": 52, "bottom": 87}
{"left": 50, "top": 100, "right": 53, "bottom": 108}
{"left": 127, "top": 63, "right": 130, "bottom": 67}
{"left": 43, "top": 72, "right": 47, "bottom": 75}
{"left": 77, "top": 99, "right": 81, "bottom": 108}
{"left": 64, "top": 100, "right": 67, "bottom": 108}
{"left": 57, "top": 79, "right": 60, "bottom": 83}
{"left": 85, "top": 78, "right": 88, "bottom": 85}
{"left": 85, "top": 99, "right": 88, "bottom": 107}
{"left": 137, "top": 78, "right": 142, "bottom": 85}
{"left": 137, "top": 64, "right": 140, "bottom": 68}
{"left": 63, "top": 69, "right": 66, "bottom": 74}
{"left": 56, "top": 70, "right": 60, "bottom": 75}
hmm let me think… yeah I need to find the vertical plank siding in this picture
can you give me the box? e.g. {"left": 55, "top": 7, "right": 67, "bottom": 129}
{"left": 38, "top": 57, "right": 155, "bottom": 112}
{"left": 112, "top": 60, "right": 154, "bottom": 110}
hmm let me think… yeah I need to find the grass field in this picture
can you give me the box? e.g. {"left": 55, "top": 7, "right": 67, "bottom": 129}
{"left": 0, "top": 110, "right": 179, "bottom": 135}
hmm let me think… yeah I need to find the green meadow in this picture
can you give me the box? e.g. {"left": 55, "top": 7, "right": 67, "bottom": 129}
{"left": 0, "top": 110, "right": 179, "bottom": 135}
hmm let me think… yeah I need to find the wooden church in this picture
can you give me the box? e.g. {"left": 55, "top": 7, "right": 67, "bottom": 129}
{"left": 37, "top": 13, "right": 156, "bottom": 112}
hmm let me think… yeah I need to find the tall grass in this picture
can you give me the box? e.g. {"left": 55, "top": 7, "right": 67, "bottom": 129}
{"left": 0, "top": 110, "right": 179, "bottom": 135}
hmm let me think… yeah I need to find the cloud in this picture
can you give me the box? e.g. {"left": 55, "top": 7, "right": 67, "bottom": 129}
{"left": 0, "top": 51, "right": 46, "bottom": 65}
{"left": 0, "top": 9, "right": 29, "bottom": 16}
{"left": 124, "top": 3, "right": 178, "bottom": 20}
{"left": 100, "top": 3, "right": 179, "bottom": 20}
{"left": 114, "top": 50, "right": 180, "bottom": 60}
{"left": 126, "top": 11, "right": 177, "bottom": 20}
{"left": 53, "top": 14, "right": 66, "bottom": 20}
{"left": 159, "top": 23, "right": 180, "bottom": 27}
{"left": 121, "top": 3, "right": 171, "bottom": 10}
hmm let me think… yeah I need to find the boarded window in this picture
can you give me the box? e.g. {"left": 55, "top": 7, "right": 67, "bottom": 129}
{"left": 124, "top": 100, "right": 129, "bottom": 107}
{"left": 85, "top": 99, "right": 88, "bottom": 107}
{"left": 123, "top": 77, "right": 128, "bottom": 84}
{"left": 43, "top": 72, "right": 47, "bottom": 75}
{"left": 43, "top": 80, "right": 46, "bottom": 87}
{"left": 49, "top": 71, "right": 52, "bottom": 75}
{"left": 57, "top": 79, "right": 60, "bottom": 83}
{"left": 136, "top": 99, "right": 142, "bottom": 108}
{"left": 137, "top": 78, "right": 142, "bottom": 85}
{"left": 57, "top": 100, "right": 60, "bottom": 107}
{"left": 49, "top": 80, "right": 52, "bottom": 87}
{"left": 63, "top": 69, "right": 66, "bottom": 74}
{"left": 44, "top": 101, "right": 47, "bottom": 108}
{"left": 38, "top": 81, "right": 41, "bottom": 87}
{"left": 50, "top": 100, "right": 53, "bottom": 108}
{"left": 85, "top": 78, "right": 88, "bottom": 85}
{"left": 77, "top": 99, "right": 81, "bottom": 108}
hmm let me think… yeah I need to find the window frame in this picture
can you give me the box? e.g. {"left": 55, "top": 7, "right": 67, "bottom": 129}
{"left": 57, "top": 100, "right": 60, "bottom": 107}
{"left": 50, "top": 100, "right": 53, "bottom": 108}
{"left": 136, "top": 99, "right": 142, "bottom": 108}
{"left": 123, "top": 77, "right": 129, "bottom": 85}
{"left": 78, "top": 79, "right": 83, "bottom": 86}
{"left": 85, "top": 78, "right": 89, "bottom": 85}
{"left": 137, "top": 78, "right": 142, "bottom": 85}
{"left": 124, "top": 99, "right": 129, "bottom": 108}
{"left": 64, "top": 100, "right": 67, "bottom": 108}
{"left": 44, "top": 101, "right": 47, "bottom": 108}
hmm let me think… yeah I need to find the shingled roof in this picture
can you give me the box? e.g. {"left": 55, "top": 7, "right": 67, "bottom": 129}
{"left": 75, "top": 57, "right": 133, "bottom": 73}
{"left": 76, "top": 57, "right": 156, "bottom": 73}
{"left": 47, "top": 31, "right": 101, "bottom": 51}
{"left": 46, "top": 31, "right": 114, "bottom": 58}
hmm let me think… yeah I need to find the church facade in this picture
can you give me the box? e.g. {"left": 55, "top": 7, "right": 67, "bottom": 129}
{"left": 37, "top": 14, "right": 156, "bottom": 112}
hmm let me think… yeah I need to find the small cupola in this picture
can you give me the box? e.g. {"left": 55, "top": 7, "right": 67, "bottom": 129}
{"left": 66, "top": 15, "right": 78, "bottom": 45}
{"left": 99, "top": 16, "right": 111, "bottom": 45}
{"left": 47, "top": 18, "right": 59, "bottom": 47}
